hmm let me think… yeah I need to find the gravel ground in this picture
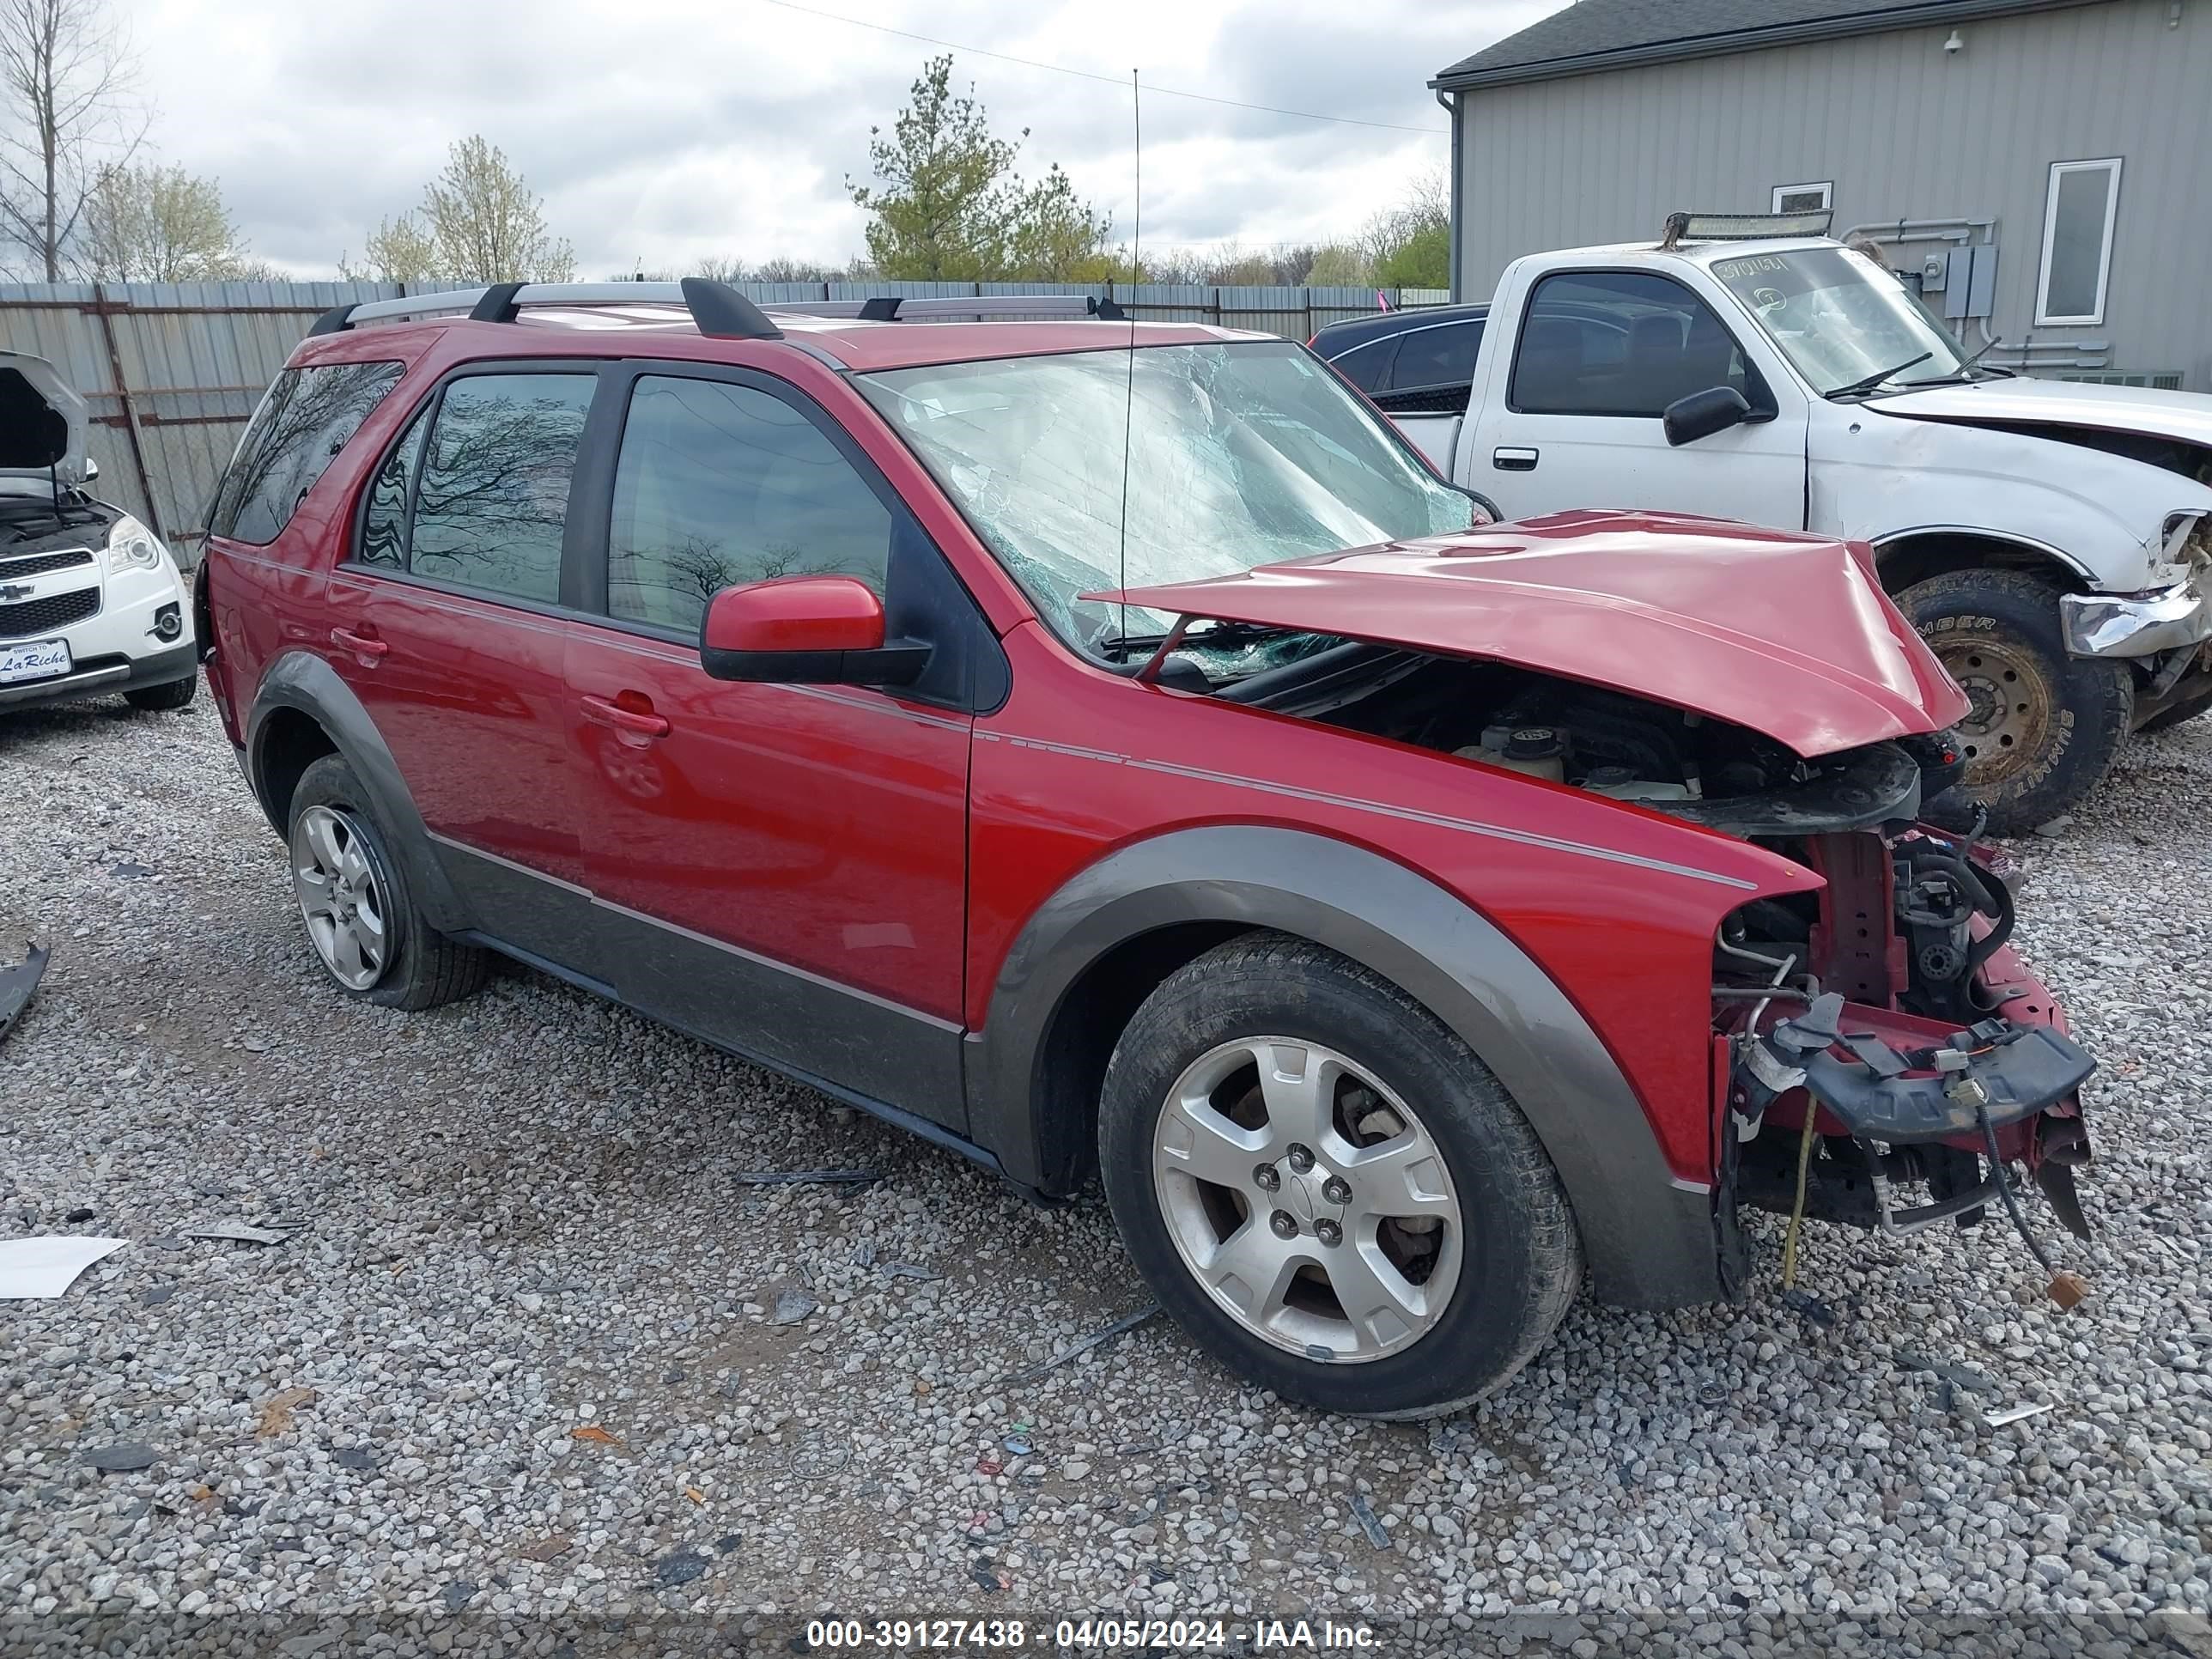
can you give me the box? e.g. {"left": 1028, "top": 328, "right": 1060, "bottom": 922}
{"left": 2, "top": 692, "right": 2209, "bottom": 1658}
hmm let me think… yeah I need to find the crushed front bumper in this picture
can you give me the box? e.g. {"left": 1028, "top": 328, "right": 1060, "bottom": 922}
{"left": 2062, "top": 570, "right": 2212, "bottom": 658}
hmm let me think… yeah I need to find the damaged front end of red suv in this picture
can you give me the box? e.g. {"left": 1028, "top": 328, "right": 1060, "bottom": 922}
{"left": 1103, "top": 510, "right": 2099, "bottom": 1299}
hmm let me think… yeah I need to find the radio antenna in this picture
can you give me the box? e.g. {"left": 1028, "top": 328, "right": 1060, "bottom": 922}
{"left": 1115, "top": 67, "right": 1140, "bottom": 651}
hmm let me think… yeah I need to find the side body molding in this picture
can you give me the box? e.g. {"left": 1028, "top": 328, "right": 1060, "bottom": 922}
{"left": 244, "top": 649, "right": 474, "bottom": 933}
{"left": 967, "top": 826, "right": 1724, "bottom": 1311}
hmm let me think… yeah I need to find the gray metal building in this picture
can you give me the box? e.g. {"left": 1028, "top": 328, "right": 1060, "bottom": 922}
{"left": 1432, "top": 0, "right": 2212, "bottom": 387}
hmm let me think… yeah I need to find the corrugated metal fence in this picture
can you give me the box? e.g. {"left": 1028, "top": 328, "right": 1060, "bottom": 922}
{"left": 0, "top": 279, "right": 1449, "bottom": 563}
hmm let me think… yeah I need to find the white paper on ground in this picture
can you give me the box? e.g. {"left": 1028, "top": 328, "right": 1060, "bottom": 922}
{"left": 0, "top": 1236, "right": 130, "bottom": 1298}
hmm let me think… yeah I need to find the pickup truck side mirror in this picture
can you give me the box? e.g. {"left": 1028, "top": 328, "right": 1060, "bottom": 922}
{"left": 1662, "top": 386, "right": 1753, "bottom": 447}
{"left": 699, "top": 575, "right": 928, "bottom": 687}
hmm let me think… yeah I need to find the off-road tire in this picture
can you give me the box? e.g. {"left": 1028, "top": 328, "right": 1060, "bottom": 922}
{"left": 124, "top": 674, "right": 197, "bottom": 712}
{"left": 1899, "top": 569, "right": 2133, "bottom": 833}
{"left": 288, "top": 753, "right": 489, "bottom": 1011}
{"left": 1097, "top": 933, "right": 1582, "bottom": 1419}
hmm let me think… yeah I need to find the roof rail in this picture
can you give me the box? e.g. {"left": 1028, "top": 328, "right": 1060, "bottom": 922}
{"left": 308, "top": 279, "right": 783, "bottom": 340}
{"left": 762, "top": 294, "right": 1127, "bottom": 323}
{"left": 301, "top": 283, "right": 1128, "bottom": 338}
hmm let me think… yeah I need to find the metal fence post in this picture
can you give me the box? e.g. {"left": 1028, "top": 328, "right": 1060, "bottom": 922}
{"left": 89, "top": 283, "right": 165, "bottom": 542}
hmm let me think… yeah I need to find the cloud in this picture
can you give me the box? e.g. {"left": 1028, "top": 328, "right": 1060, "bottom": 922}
{"left": 127, "top": 0, "right": 1558, "bottom": 276}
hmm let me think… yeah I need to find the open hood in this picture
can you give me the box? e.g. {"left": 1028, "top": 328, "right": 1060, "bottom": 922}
{"left": 1094, "top": 510, "right": 1972, "bottom": 758}
{"left": 1876, "top": 376, "right": 2212, "bottom": 450}
{"left": 0, "top": 349, "right": 89, "bottom": 483}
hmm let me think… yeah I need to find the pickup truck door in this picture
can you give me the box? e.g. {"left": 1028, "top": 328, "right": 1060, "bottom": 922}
{"left": 1467, "top": 267, "right": 1808, "bottom": 528}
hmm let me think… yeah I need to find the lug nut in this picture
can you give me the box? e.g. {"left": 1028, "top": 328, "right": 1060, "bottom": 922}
{"left": 1269, "top": 1210, "right": 1298, "bottom": 1239}
{"left": 1322, "top": 1176, "right": 1352, "bottom": 1206}
{"left": 1253, "top": 1164, "right": 1280, "bottom": 1192}
{"left": 1286, "top": 1144, "right": 1315, "bottom": 1173}
{"left": 1315, "top": 1218, "right": 1342, "bottom": 1247}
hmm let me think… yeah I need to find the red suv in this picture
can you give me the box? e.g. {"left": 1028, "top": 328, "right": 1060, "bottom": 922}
{"left": 199, "top": 279, "right": 2096, "bottom": 1417}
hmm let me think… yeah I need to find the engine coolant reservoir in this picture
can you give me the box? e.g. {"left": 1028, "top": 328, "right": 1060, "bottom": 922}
{"left": 1455, "top": 725, "right": 1566, "bottom": 782}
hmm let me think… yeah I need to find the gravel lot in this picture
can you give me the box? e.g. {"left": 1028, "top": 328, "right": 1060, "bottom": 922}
{"left": 3, "top": 691, "right": 2209, "bottom": 1657}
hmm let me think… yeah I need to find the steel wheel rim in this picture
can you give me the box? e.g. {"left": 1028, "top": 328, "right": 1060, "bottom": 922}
{"left": 1152, "top": 1036, "right": 1462, "bottom": 1364}
{"left": 291, "top": 805, "right": 391, "bottom": 992}
{"left": 1931, "top": 635, "right": 2052, "bottom": 787}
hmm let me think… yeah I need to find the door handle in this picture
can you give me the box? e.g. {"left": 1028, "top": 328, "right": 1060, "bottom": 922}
{"left": 1492, "top": 447, "right": 1540, "bottom": 471}
{"left": 581, "top": 693, "right": 671, "bottom": 738}
{"left": 330, "top": 626, "right": 388, "bottom": 660}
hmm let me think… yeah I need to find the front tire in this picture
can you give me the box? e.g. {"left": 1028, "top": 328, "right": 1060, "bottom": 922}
{"left": 1097, "top": 934, "right": 1581, "bottom": 1419}
{"left": 286, "top": 754, "right": 488, "bottom": 1011}
{"left": 124, "top": 674, "right": 197, "bottom": 712}
{"left": 1899, "top": 569, "right": 2133, "bottom": 833}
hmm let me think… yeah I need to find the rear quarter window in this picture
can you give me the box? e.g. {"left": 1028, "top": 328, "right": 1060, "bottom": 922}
{"left": 209, "top": 360, "right": 404, "bottom": 546}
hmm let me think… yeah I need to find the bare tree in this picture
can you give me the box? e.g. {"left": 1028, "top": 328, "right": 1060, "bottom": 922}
{"left": 0, "top": 0, "right": 144, "bottom": 279}
{"left": 82, "top": 162, "right": 267, "bottom": 281}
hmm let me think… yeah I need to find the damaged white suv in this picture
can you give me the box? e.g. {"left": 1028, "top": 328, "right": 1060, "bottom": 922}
{"left": 0, "top": 351, "right": 196, "bottom": 715}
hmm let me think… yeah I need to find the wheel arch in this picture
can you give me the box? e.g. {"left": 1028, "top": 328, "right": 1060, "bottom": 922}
{"left": 965, "top": 825, "right": 1725, "bottom": 1310}
{"left": 245, "top": 650, "right": 473, "bottom": 933}
{"left": 1871, "top": 527, "right": 2094, "bottom": 596}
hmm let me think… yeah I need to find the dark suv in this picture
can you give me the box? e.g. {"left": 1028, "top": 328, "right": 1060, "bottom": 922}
{"left": 199, "top": 279, "right": 2094, "bottom": 1417}
{"left": 1311, "top": 302, "right": 1488, "bottom": 415}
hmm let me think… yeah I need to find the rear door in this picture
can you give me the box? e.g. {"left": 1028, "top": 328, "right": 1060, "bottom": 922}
{"left": 1471, "top": 268, "right": 1808, "bottom": 526}
{"left": 325, "top": 364, "right": 603, "bottom": 968}
{"left": 561, "top": 364, "right": 988, "bottom": 1128}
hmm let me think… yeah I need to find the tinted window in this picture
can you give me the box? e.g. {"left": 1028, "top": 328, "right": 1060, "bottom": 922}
{"left": 211, "top": 360, "right": 404, "bottom": 544}
{"left": 607, "top": 375, "right": 891, "bottom": 632}
{"left": 409, "top": 374, "right": 594, "bottom": 603}
{"left": 1391, "top": 320, "right": 1484, "bottom": 390}
{"left": 1325, "top": 336, "right": 1399, "bottom": 394}
{"left": 1510, "top": 272, "right": 1755, "bottom": 417}
{"left": 356, "top": 407, "right": 427, "bottom": 570}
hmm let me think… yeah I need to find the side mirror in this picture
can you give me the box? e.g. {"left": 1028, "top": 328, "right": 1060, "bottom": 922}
{"left": 1662, "top": 386, "right": 1753, "bottom": 447}
{"left": 699, "top": 575, "right": 927, "bottom": 686}
{"left": 82, "top": 458, "right": 99, "bottom": 483}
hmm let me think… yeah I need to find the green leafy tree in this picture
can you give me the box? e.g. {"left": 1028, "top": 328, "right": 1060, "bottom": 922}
{"left": 82, "top": 161, "right": 268, "bottom": 280}
{"left": 1371, "top": 223, "right": 1449, "bottom": 289}
{"left": 1362, "top": 168, "right": 1450, "bottom": 289}
{"left": 850, "top": 56, "right": 1117, "bottom": 282}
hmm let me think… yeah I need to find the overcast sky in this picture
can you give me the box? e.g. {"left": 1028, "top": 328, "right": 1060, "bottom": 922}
{"left": 131, "top": 0, "right": 1560, "bottom": 278}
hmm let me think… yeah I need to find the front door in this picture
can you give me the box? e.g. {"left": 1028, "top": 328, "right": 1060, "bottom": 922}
{"left": 325, "top": 367, "right": 601, "bottom": 968}
{"left": 562, "top": 368, "right": 980, "bottom": 1127}
{"left": 1473, "top": 269, "right": 1808, "bottom": 527}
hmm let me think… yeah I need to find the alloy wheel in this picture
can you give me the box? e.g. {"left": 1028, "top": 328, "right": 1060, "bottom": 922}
{"left": 1151, "top": 1036, "right": 1462, "bottom": 1363}
{"left": 291, "top": 805, "right": 391, "bottom": 991}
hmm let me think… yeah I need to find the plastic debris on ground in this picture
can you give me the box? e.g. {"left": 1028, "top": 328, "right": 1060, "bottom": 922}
{"left": 0, "top": 1235, "right": 129, "bottom": 1299}
{"left": 995, "top": 1304, "right": 1162, "bottom": 1385}
{"left": 569, "top": 1425, "right": 623, "bottom": 1447}
{"left": 1978, "top": 1400, "right": 2058, "bottom": 1428}
{"left": 0, "top": 940, "right": 47, "bottom": 1045}
{"left": 177, "top": 1221, "right": 295, "bottom": 1246}
{"left": 1781, "top": 1287, "right": 1838, "bottom": 1328}
{"left": 654, "top": 1551, "right": 709, "bottom": 1587}
{"left": 730, "top": 1169, "right": 882, "bottom": 1187}
{"left": 82, "top": 1443, "right": 158, "bottom": 1473}
{"left": 1349, "top": 1492, "right": 1392, "bottom": 1549}
{"left": 883, "top": 1262, "right": 941, "bottom": 1281}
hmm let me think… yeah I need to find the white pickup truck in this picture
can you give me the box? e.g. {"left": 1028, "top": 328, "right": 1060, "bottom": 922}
{"left": 1388, "top": 218, "right": 2212, "bottom": 831}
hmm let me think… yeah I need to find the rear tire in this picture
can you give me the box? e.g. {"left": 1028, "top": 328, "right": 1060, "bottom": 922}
{"left": 287, "top": 753, "right": 488, "bottom": 1011}
{"left": 1899, "top": 569, "right": 2132, "bottom": 833}
{"left": 124, "top": 674, "right": 197, "bottom": 712}
{"left": 1097, "top": 933, "right": 1581, "bottom": 1419}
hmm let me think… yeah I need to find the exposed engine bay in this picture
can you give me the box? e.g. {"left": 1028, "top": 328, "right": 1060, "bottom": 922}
{"left": 1156, "top": 629, "right": 2098, "bottom": 1296}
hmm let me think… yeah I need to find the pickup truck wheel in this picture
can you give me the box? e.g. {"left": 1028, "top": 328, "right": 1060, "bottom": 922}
{"left": 1097, "top": 933, "right": 1580, "bottom": 1419}
{"left": 287, "top": 754, "right": 489, "bottom": 1011}
{"left": 1899, "top": 570, "right": 2133, "bottom": 833}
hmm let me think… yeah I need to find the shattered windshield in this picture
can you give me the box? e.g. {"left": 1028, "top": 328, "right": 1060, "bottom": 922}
{"left": 1709, "top": 246, "right": 1975, "bottom": 397}
{"left": 854, "top": 341, "right": 1475, "bottom": 660}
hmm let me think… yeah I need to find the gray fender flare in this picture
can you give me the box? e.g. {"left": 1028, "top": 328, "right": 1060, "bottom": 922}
{"left": 245, "top": 650, "right": 473, "bottom": 933}
{"left": 968, "top": 826, "right": 1723, "bottom": 1310}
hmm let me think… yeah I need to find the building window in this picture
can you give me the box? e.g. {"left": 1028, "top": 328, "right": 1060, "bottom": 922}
{"left": 1771, "top": 181, "right": 1832, "bottom": 215}
{"left": 2036, "top": 157, "right": 2122, "bottom": 325}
